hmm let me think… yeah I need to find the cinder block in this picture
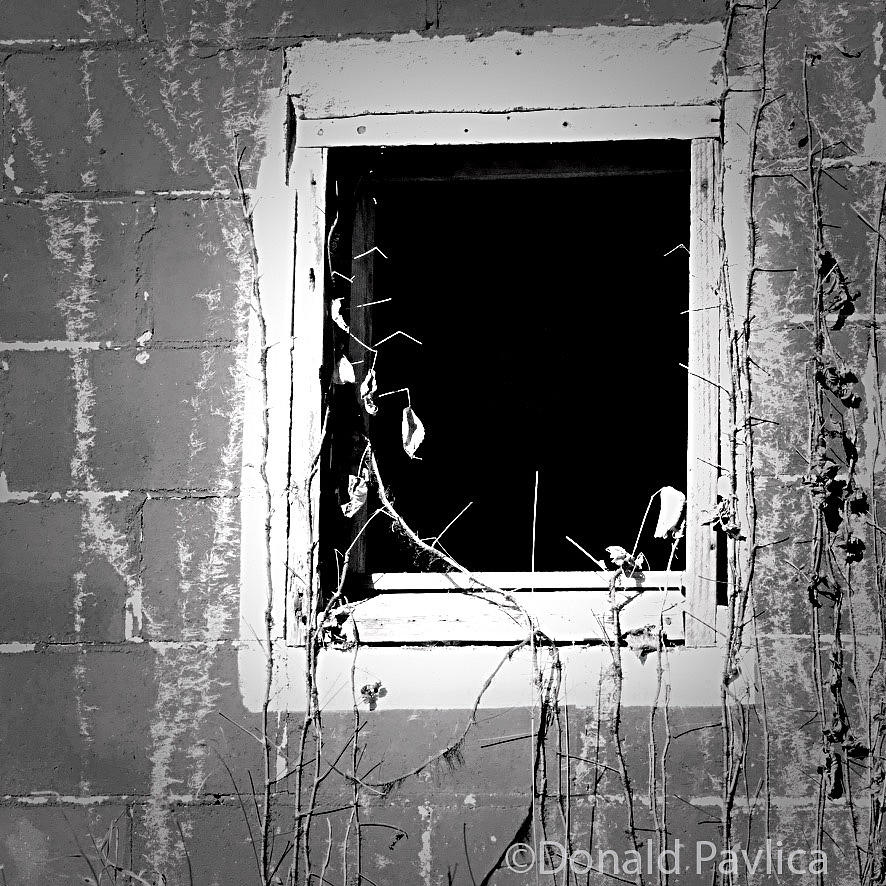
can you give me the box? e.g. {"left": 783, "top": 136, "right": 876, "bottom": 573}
{"left": 753, "top": 175, "right": 813, "bottom": 319}
{"left": 301, "top": 708, "right": 535, "bottom": 807}
{"left": 130, "top": 802, "right": 269, "bottom": 885}
{"left": 431, "top": 0, "right": 723, "bottom": 34}
{"left": 754, "top": 165, "right": 885, "bottom": 329}
{"left": 752, "top": 479, "right": 818, "bottom": 634}
{"left": 755, "top": 3, "right": 882, "bottom": 163}
{"left": 814, "top": 164, "right": 884, "bottom": 297}
{"left": 0, "top": 199, "right": 151, "bottom": 341}
{"left": 141, "top": 199, "right": 245, "bottom": 341}
{"left": 0, "top": 648, "right": 155, "bottom": 795}
{"left": 2, "top": 631, "right": 260, "bottom": 800}
{"left": 754, "top": 321, "right": 876, "bottom": 476}
{"left": 0, "top": 350, "right": 75, "bottom": 490}
{"left": 141, "top": 497, "right": 240, "bottom": 640}
{"left": 0, "top": 641, "right": 261, "bottom": 797}
{"left": 5, "top": 49, "right": 274, "bottom": 193}
{"left": 126, "top": 641, "right": 262, "bottom": 797}
{"left": 0, "top": 497, "right": 140, "bottom": 642}
{"left": 0, "top": 1, "right": 138, "bottom": 40}
{"left": 0, "top": 805, "right": 131, "bottom": 886}
{"left": 751, "top": 324, "right": 816, "bottom": 479}
{"left": 88, "top": 346, "right": 238, "bottom": 490}
{"left": 143, "top": 0, "right": 425, "bottom": 40}
{"left": 755, "top": 634, "right": 849, "bottom": 802}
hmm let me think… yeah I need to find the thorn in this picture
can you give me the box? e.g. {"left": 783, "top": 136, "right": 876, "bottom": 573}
{"left": 374, "top": 330, "right": 423, "bottom": 347}
{"left": 353, "top": 246, "right": 389, "bottom": 261}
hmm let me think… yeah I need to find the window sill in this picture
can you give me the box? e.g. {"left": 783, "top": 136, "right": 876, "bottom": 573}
{"left": 343, "top": 571, "right": 685, "bottom": 644}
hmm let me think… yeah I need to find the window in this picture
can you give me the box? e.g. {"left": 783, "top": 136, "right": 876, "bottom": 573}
{"left": 238, "top": 25, "right": 730, "bottom": 688}
{"left": 289, "top": 129, "right": 720, "bottom": 648}
{"left": 322, "top": 141, "right": 691, "bottom": 581}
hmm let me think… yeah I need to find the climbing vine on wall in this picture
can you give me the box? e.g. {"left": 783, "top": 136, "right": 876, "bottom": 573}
{"left": 198, "top": 4, "right": 886, "bottom": 886}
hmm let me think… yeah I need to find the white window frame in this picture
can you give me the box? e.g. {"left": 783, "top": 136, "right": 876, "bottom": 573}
{"left": 240, "top": 24, "right": 730, "bottom": 662}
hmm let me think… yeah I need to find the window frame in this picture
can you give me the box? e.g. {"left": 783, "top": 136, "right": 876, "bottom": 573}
{"left": 239, "top": 26, "right": 731, "bottom": 662}
{"left": 288, "top": 120, "right": 720, "bottom": 647}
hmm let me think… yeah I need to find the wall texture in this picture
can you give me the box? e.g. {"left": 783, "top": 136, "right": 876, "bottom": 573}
{"left": 1, "top": 1, "right": 886, "bottom": 885}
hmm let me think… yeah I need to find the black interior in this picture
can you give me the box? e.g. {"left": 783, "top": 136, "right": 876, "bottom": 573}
{"left": 324, "top": 141, "right": 690, "bottom": 580}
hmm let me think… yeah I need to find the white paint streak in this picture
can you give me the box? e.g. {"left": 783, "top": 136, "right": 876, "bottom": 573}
{"left": 417, "top": 803, "right": 433, "bottom": 886}
{"left": 0, "top": 472, "right": 33, "bottom": 502}
{"left": 860, "top": 344, "right": 882, "bottom": 490}
{"left": 0, "top": 473, "right": 131, "bottom": 503}
{"left": 142, "top": 80, "right": 277, "bottom": 875}
{"left": 0, "top": 340, "right": 103, "bottom": 351}
{"left": 864, "top": 21, "right": 886, "bottom": 156}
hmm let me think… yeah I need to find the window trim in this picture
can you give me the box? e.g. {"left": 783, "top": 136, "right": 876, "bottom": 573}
{"left": 284, "top": 116, "right": 720, "bottom": 648}
{"left": 238, "top": 27, "right": 732, "bottom": 672}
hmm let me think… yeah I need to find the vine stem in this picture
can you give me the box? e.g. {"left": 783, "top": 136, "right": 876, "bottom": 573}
{"left": 233, "top": 139, "right": 277, "bottom": 886}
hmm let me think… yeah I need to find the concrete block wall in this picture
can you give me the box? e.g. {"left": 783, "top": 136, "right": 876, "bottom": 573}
{"left": 1, "top": 1, "right": 885, "bottom": 884}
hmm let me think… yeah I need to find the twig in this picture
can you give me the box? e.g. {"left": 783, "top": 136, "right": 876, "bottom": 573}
{"left": 564, "top": 535, "right": 606, "bottom": 569}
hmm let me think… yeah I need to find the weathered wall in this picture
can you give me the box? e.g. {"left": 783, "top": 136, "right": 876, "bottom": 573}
{"left": 1, "top": 1, "right": 886, "bottom": 885}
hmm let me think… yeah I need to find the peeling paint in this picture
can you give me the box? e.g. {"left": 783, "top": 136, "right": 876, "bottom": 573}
{"left": 863, "top": 20, "right": 886, "bottom": 156}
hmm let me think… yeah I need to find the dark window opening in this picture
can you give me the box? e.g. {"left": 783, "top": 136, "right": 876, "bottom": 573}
{"left": 321, "top": 142, "right": 689, "bottom": 594}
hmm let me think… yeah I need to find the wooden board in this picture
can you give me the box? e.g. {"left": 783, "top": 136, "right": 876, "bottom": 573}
{"left": 286, "top": 24, "right": 723, "bottom": 119}
{"left": 288, "top": 147, "right": 328, "bottom": 644}
{"left": 685, "top": 138, "right": 721, "bottom": 646}
{"left": 349, "top": 589, "right": 685, "bottom": 644}
{"left": 296, "top": 107, "right": 719, "bottom": 149}
{"left": 371, "top": 570, "right": 684, "bottom": 591}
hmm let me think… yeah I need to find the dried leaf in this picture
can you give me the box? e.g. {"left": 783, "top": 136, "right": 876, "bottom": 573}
{"left": 360, "top": 368, "right": 378, "bottom": 415}
{"left": 333, "top": 354, "right": 356, "bottom": 385}
{"left": 360, "top": 680, "right": 387, "bottom": 711}
{"left": 341, "top": 470, "right": 369, "bottom": 518}
{"left": 825, "top": 753, "right": 844, "bottom": 800}
{"left": 606, "top": 545, "right": 630, "bottom": 564}
{"left": 402, "top": 406, "right": 425, "bottom": 458}
{"left": 623, "top": 625, "right": 659, "bottom": 663}
{"left": 843, "top": 737, "right": 869, "bottom": 760}
{"left": 331, "top": 298, "right": 350, "bottom": 333}
{"left": 653, "top": 486, "right": 686, "bottom": 538}
{"left": 605, "top": 545, "right": 645, "bottom": 571}
{"left": 716, "top": 475, "right": 732, "bottom": 499}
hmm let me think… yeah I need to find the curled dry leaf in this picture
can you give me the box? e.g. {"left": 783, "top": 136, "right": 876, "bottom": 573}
{"left": 360, "top": 368, "right": 379, "bottom": 415}
{"left": 653, "top": 486, "right": 686, "bottom": 538}
{"left": 333, "top": 354, "right": 356, "bottom": 385}
{"left": 606, "top": 545, "right": 631, "bottom": 565}
{"left": 341, "top": 469, "right": 369, "bottom": 518}
{"left": 360, "top": 680, "right": 387, "bottom": 711}
{"left": 605, "top": 545, "right": 646, "bottom": 571}
{"left": 623, "top": 625, "right": 659, "bottom": 663}
{"left": 402, "top": 406, "right": 425, "bottom": 458}
{"left": 331, "top": 298, "right": 350, "bottom": 333}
